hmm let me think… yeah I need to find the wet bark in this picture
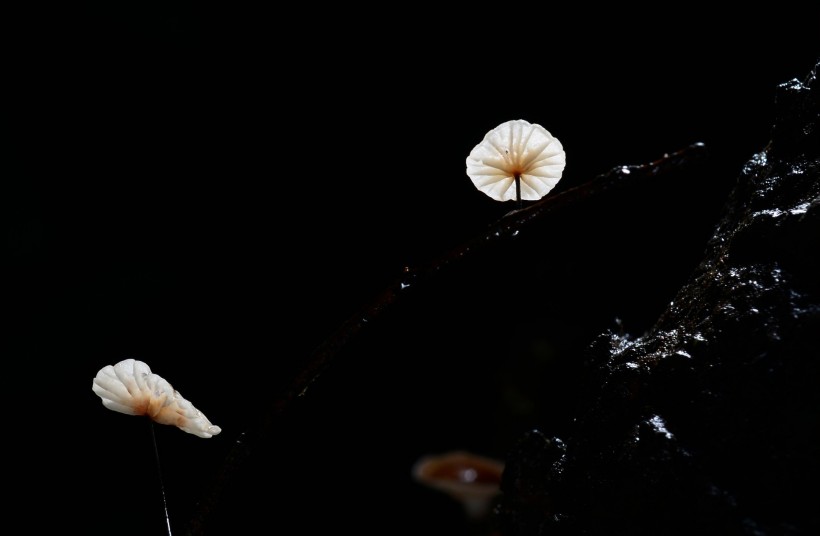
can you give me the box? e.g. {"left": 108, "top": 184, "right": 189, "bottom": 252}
{"left": 497, "top": 60, "right": 820, "bottom": 536}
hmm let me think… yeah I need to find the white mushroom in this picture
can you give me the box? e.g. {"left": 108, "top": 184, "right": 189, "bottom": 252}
{"left": 466, "top": 119, "right": 566, "bottom": 202}
{"left": 92, "top": 358, "right": 221, "bottom": 438}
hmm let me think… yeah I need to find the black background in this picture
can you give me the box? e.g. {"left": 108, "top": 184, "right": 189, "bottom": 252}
{"left": 6, "top": 6, "right": 819, "bottom": 535}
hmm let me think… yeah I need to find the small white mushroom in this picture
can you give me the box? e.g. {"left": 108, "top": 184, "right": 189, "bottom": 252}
{"left": 92, "top": 358, "right": 221, "bottom": 438}
{"left": 466, "top": 119, "right": 566, "bottom": 202}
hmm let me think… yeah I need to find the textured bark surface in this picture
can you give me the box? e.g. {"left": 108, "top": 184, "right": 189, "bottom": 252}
{"left": 497, "top": 61, "right": 820, "bottom": 535}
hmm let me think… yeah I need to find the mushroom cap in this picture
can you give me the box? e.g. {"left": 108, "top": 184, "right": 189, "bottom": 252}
{"left": 92, "top": 358, "right": 222, "bottom": 438}
{"left": 412, "top": 450, "right": 505, "bottom": 518}
{"left": 466, "top": 119, "right": 566, "bottom": 201}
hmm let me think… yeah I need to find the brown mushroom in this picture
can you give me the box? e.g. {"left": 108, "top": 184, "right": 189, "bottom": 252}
{"left": 412, "top": 450, "right": 505, "bottom": 520}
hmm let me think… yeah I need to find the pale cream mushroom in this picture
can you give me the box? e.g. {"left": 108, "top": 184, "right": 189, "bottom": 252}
{"left": 412, "top": 450, "right": 505, "bottom": 520}
{"left": 466, "top": 119, "right": 566, "bottom": 202}
{"left": 92, "top": 358, "right": 221, "bottom": 438}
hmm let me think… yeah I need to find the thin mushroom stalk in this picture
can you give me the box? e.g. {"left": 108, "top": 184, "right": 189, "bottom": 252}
{"left": 515, "top": 173, "right": 522, "bottom": 209}
{"left": 151, "top": 421, "right": 174, "bottom": 536}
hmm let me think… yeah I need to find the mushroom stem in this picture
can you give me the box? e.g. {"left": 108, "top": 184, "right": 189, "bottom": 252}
{"left": 514, "top": 174, "right": 521, "bottom": 209}
{"left": 151, "top": 421, "right": 174, "bottom": 536}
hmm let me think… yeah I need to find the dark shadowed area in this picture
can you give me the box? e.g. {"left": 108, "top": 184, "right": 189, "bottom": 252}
{"left": 6, "top": 7, "right": 819, "bottom": 535}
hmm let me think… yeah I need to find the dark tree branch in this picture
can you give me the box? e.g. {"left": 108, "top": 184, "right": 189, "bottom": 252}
{"left": 186, "top": 142, "right": 709, "bottom": 535}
